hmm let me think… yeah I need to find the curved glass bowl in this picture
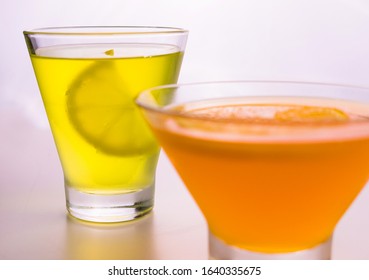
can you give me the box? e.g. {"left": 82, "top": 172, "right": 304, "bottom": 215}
{"left": 137, "top": 81, "right": 369, "bottom": 259}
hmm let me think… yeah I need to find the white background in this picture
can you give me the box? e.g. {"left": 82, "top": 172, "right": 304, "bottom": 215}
{"left": 2, "top": 0, "right": 369, "bottom": 260}
{"left": 2, "top": 0, "right": 369, "bottom": 128}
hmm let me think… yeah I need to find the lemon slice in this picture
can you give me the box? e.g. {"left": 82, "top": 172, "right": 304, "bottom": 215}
{"left": 66, "top": 61, "right": 158, "bottom": 155}
{"left": 274, "top": 106, "right": 349, "bottom": 123}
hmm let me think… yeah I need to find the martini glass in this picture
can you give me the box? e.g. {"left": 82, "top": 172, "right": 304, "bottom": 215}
{"left": 136, "top": 81, "right": 369, "bottom": 259}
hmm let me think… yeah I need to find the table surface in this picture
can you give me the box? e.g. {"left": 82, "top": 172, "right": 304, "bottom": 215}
{"left": 2, "top": 107, "right": 369, "bottom": 260}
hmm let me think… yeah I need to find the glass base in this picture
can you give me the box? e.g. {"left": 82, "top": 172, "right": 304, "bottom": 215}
{"left": 209, "top": 232, "right": 332, "bottom": 260}
{"left": 65, "top": 184, "right": 154, "bottom": 223}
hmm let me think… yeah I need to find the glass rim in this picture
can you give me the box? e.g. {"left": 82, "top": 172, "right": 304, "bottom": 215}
{"left": 23, "top": 26, "right": 188, "bottom": 36}
{"left": 136, "top": 80, "right": 369, "bottom": 126}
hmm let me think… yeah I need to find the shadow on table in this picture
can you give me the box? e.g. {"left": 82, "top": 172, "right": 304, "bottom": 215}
{"left": 65, "top": 213, "right": 155, "bottom": 260}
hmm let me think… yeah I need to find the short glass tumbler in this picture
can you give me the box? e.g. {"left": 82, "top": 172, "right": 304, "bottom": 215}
{"left": 136, "top": 81, "right": 369, "bottom": 259}
{"left": 24, "top": 26, "right": 188, "bottom": 223}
